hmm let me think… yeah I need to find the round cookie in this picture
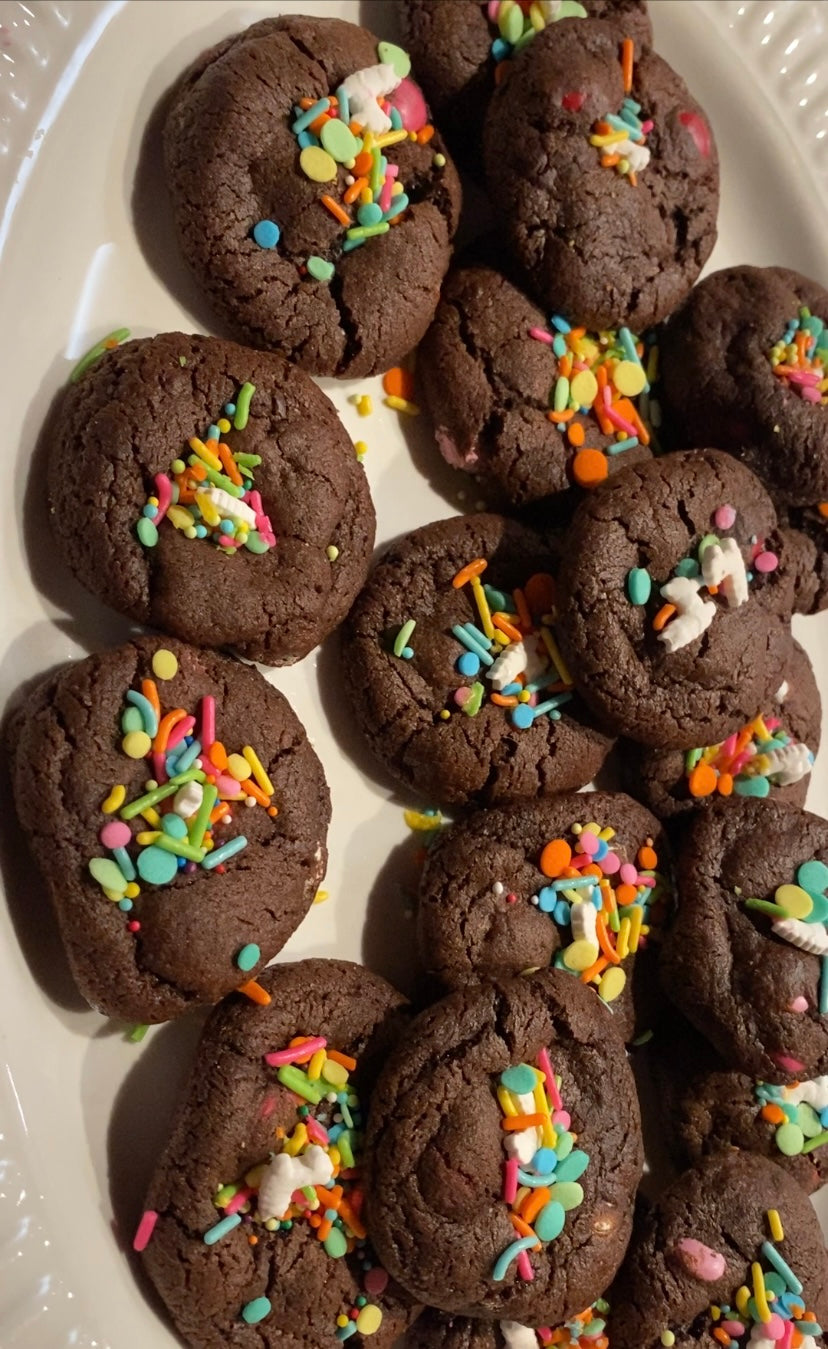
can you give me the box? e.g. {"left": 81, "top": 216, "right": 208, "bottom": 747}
{"left": 10, "top": 637, "right": 329, "bottom": 1023}
{"left": 484, "top": 19, "right": 718, "bottom": 331}
{"left": 610, "top": 1153, "right": 828, "bottom": 1349}
{"left": 139, "top": 959, "right": 416, "bottom": 1349}
{"left": 344, "top": 514, "right": 615, "bottom": 810}
{"left": 48, "top": 332, "right": 374, "bottom": 664}
{"left": 417, "top": 791, "right": 671, "bottom": 1042}
{"left": 780, "top": 504, "right": 828, "bottom": 614}
{"left": 417, "top": 264, "right": 654, "bottom": 508}
{"left": 659, "top": 266, "right": 828, "bottom": 508}
{"left": 364, "top": 971, "right": 643, "bottom": 1322}
{"left": 557, "top": 450, "right": 796, "bottom": 750}
{"left": 623, "top": 638, "right": 820, "bottom": 820}
{"left": 408, "top": 1302, "right": 612, "bottom": 1349}
{"left": 163, "top": 16, "right": 461, "bottom": 378}
{"left": 398, "top": 0, "right": 653, "bottom": 174}
{"left": 661, "top": 798, "right": 828, "bottom": 1083}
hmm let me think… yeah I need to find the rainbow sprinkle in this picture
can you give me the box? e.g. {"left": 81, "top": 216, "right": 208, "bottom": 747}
{"left": 494, "top": 1051, "right": 589, "bottom": 1281}
{"left": 487, "top": 0, "right": 587, "bottom": 66}
{"left": 589, "top": 40, "right": 652, "bottom": 185}
{"left": 755, "top": 1078, "right": 828, "bottom": 1161}
{"left": 684, "top": 714, "right": 813, "bottom": 801}
{"left": 744, "top": 858, "right": 828, "bottom": 1011}
{"left": 769, "top": 307, "right": 828, "bottom": 405}
{"left": 699, "top": 1212, "right": 821, "bottom": 1349}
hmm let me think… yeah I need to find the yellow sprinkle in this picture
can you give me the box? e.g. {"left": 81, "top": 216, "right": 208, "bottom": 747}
{"left": 354, "top": 440, "right": 367, "bottom": 458}
{"left": 217, "top": 417, "right": 231, "bottom": 433}
{"left": 628, "top": 905, "right": 644, "bottom": 953}
{"left": 539, "top": 626, "right": 573, "bottom": 687}
{"left": 313, "top": 889, "right": 329, "bottom": 905}
{"left": 752, "top": 1262, "right": 771, "bottom": 1323}
{"left": 307, "top": 1049, "right": 327, "bottom": 1081}
{"left": 195, "top": 490, "right": 221, "bottom": 526}
{"left": 497, "top": 1086, "right": 518, "bottom": 1117}
{"left": 124, "top": 882, "right": 140, "bottom": 899}
{"left": 140, "top": 807, "right": 161, "bottom": 827}
{"left": 384, "top": 395, "right": 420, "bottom": 416}
{"left": 243, "top": 745, "right": 274, "bottom": 795}
{"left": 357, "top": 395, "right": 372, "bottom": 416}
{"left": 589, "top": 130, "right": 629, "bottom": 146}
{"left": 188, "top": 437, "right": 222, "bottom": 472}
{"left": 328, "top": 1146, "right": 341, "bottom": 1170}
{"left": 752, "top": 715, "right": 772, "bottom": 742}
{"left": 518, "top": 690, "right": 532, "bottom": 703}
{"left": 735, "top": 1286, "right": 751, "bottom": 1317}
{"left": 512, "top": 1186, "right": 530, "bottom": 1212}
{"left": 362, "top": 131, "right": 374, "bottom": 153}
{"left": 373, "top": 129, "right": 409, "bottom": 149}
{"left": 710, "top": 1307, "right": 721, "bottom": 1321}
{"left": 598, "top": 826, "right": 616, "bottom": 841}
{"left": 151, "top": 648, "right": 179, "bottom": 681}
{"left": 167, "top": 504, "right": 195, "bottom": 531}
{"left": 245, "top": 1162, "right": 267, "bottom": 1189}
{"left": 283, "top": 1123, "right": 308, "bottom": 1156}
{"left": 617, "top": 916, "right": 631, "bottom": 961}
{"left": 471, "top": 575, "right": 495, "bottom": 639}
{"left": 493, "top": 630, "right": 510, "bottom": 646}
{"left": 767, "top": 1209, "right": 784, "bottom": 1242}
{"left": 102, "top": 784, "right": 126, "bottom": 814}
{"left": 583, "top": 822, "right": 601, "bottom": 835}
{"left": 122, "top": 730, "right": 151, "bottom": 759}
{"left": 337, "top": 1317, "right": 350, "bottom": 1329}
{"left": 136, "top": 830, "right": 161, "bottom": 845}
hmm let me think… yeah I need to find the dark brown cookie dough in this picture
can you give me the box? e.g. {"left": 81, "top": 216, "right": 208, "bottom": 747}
{"left": 610, "top": 1153, "right": 828, "bottom": 1349}
{"left": 140, "top": 959, "right": 416, "bottom": 1349}
{"left": 417, "top": 790, "right": 670, "bottom": 1042}
{"left": 557, "top": 451, "right": 795, "bottom": 750}
{"left": 623, "top": 638, "right": 820, "bottom": 820}
{"left": 364, "top": 971, "right": 643, "bottom": 1323}
{"left": 398, "top": 0, "right": 652, "bottom": 174}
{"left": 659, "top": 266, "right": 828, "bottom": 508}
{"left": 780, "top": 504, "right": 828, "bottom": 614}
{"left": 343, "top": 514, "right": 615, "bottom": 810}
{"left": 661, "top": 799, "right": 828, "bottom": 1083}
{"left": 163, "top": 16, "right": 461, "bottom": 378}
{"left": 408, "top": 1302, "right": 612, "bottom": 1349}
{"left": 417, "top": 264, "right": 653, "bottom": 508}
{"left": 484, "top": 19, "right": 718, "bottom": 331}
{"left": 10, "top": 637, "right": 329, "bottom": 1023}
{"left": 48, "top": 332, "right": 374, "bottom": 665}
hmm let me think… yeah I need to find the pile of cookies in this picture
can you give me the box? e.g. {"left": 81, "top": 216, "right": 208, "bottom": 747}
{"left": 7, "top": 2, "right": 828, "bottom": 1347}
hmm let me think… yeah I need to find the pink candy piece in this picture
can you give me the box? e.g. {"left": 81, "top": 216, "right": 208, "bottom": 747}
{"left": 674, "top": 1238, "right": 726, "bottom": 1282}
{"left": 503, "top": 1158, "right": 519, "bottom": 1204}
{"left": 552, "top": 1110, "right": 571, "bottom": 1129}
{"left": 264, "top": 1036, "right": 327, "bottom": 1067}
{"left": 454, "top": 687, "right": 472, "bottom": 707}
{"left": 599, "top": 851, "right": 620, "bottom": 875}
{"left": 516, "top": 1251, "right": 534, "bottom": 1282}
{"left": 604, "top": 401, "right": 638, "bottom": 436}
{"left": 754, "top": 550, "right": 779, "bottom": 573}
{"left": 389, "top": 76, "right": 428, "bottom": 132}
{"left": 258, "top": 1094, "right": 277, "bottom": 1119}
{"left": 714, "top": 504, "right": 736, "bottom": 530}
{"left": 678, "top": 110, "right": 709, "bottom": 155}
{"left": 200, "top": 695, "right": 216, "bottom": 750}
{"left": 100, "top": 819, "right": 131, "bottom": 849}
{"left": 167, "top": 714, "right": 196, "bottom": 750}
{"left": 619, "top": 862, "right": 638, "bottom": 886}
{"left": 133, "top": 1210, "right": 158, "bottom": 1252}
{"left": 579, "top": 831, "right": 599, "bottom": 857}
{"left": 766, "top": 717, "right": 781, "bottom": 731}
{"left": 789, "top": 996, "right": 809, "bottom": 1013}
{"left": 364, "top": 1267, "right": 389, "bottom": 1297}
{"left": 773, "top": 1052, "right": 806, "bottom": 1073}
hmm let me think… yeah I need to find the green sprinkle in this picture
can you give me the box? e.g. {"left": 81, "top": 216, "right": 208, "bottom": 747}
{"left": 69, "top": 327, "right": 130, "bottom": 383}
{"left": 127, "top": 1023, "right": 149, "bottom": 1043}
{"left": 626, "top": 567, "right": 651, "bottom": 605}
{"left": 188, "top": 455, "right": 243, "bottom": 497}
{"left": 307, "top": 256, "right": 335, "bottom": 282}
{"left": 553, "top": 375, "right": 570, "bottom": 412}
{"left": 745, "top": 898, "right": 790, "bottom": 919}
{"left": 775, "top": 1121, "right": 805, "bottom": 1156}
{"left": 377, "top": 40, "right": 411, "bottom": 78}
{"left": 233, "top": 381, "right": 256, "bottom": 430}
{"left": 393, "top": 619, "right": 416, "bottom": 658}
{"left": 136, "top": 516, "right": 158, "bottom": 548}
{"left": 461, "top": 681, "right": 485, "bottom": 717}
{"left": 276, "top": 1065, "right": 326, "bottom": 1103}
{"left": 801, "top": 1128, "right": 828, "bottom": 1154}
{"left": 154, "top": 834, "right": 207, "bottom": 863}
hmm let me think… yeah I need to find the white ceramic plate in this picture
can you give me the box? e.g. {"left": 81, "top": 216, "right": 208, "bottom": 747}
{"left": 2, "top": 1, "right": 828, "bottom": 1344}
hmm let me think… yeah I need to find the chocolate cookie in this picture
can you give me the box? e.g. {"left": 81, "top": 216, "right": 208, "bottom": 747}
{"left": 557, "top": 451, "right": 795, "bottom": 750}
{"left": 483, "top": 19, "right": 718, "bottom": 331}
{"left": 661, "top": 799, "right": 828, "bottom": 1083}
{"left": 417, "top": 791, "right": 670, "bottom": 1042}
{"left": 48, "top": 332, "right": 374, "bottom": 665}
{"left": 344, "top": 514, "right": 615, "bottom": 810}
{"left": 163, "top": 16, "right": 461, "bottom": 378}
{"left": 623, "top": 638, "right": 820, "bottom": 819}
{"left": 138, "top": 959, "right": 416, "bottom": 1349}
{"left": 10, "top": 637, "right": 329, "bottom": 1023}
{"left": 417, "top": 264, "right": 654, "bottom": 508}
{"left": 398, "top": 0, "right": 652, "bottom": 174}
{"left": 610, "top": 1153, "right": 828, "bottom": 1349}
{"left": 364, "top": 971, "right": 643, "bottom": 1322}
{"left": 408, "top": 1302, "right": 612, "bottom": 1349}
{"left": 659, "top": 266, "right": 828, "bottom": 508}
{"left": 780, "top": 504, "right": 828, "bottom": 614}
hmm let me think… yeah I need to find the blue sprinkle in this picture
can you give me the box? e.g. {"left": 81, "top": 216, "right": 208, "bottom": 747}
{"left": 552, "top": 333, "right": 567, "bottom": 357}
{"left": 491, "top": 36, "right": 511, "bottom": 61}
{"left": 296, "top": 130, "right": 319, "bottom": 149}
{"left": 511, "top": 704, "right": 534, "bottom": 730}
{"left": 118, "top": 898, "right": 133, "bottom": 912}
{"left": 401, "top": 646, "right": 414, "bottom": 660}
{"left": 502, "top": 682, "right": 522, "bottom": 696}
{"left": 533, "top": 1148, "right": 556, "bottom": 1173}
{"left": 342, "top": 237, "right": 366, "bottom": 253}
{"left": 389, "top": 105, "right": 403, "bottom": 130}
{"left": 253, "top": 219, "right": 281, "bottom": 249}
{"left": 142, "top": 503, "right": 158, "bottom": 519}
{"left": 292, "top": 97, "right": 330, "bottom": 133}
{"left": 554, "top": 900, "right": 571, "bottom": 926}
{"left": 457, "top": 651, "right": 481, "bottom": 677}
{"left": 550, "top": 314, "right": 571, "bottom": 333}
{"left": 335, "top": 85, "right": 350, "bottom": 124}
{"left": 607, "top": 436, "right": 640, "bottom": 455}
{"left": 537, "top": 886, "right": 557, "bottom": 913}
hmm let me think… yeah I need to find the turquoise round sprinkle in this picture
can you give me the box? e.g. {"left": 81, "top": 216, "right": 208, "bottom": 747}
{"left": 554, "top": 1149, "right": 590, "bottom": 1183}
{"left": 235, "top": 943, "right": 261, "bottom": 972}
{"left": 511, "top": 704, "right": 534, "bottom": 730}
{"left": 137, "top": 516, "right": 158, "bottom": 548}
{"left": 501, "top": 1064, "right": 537, "bottom": 1094}
{"left": 626, "top": 567, "right": 651, "bottom": 605}
{"left": 534, "top": 1199, "right": 566, "bottom": 1242}
{"left": 136, "top": 845, "right": 178, "bottom": 886}
{"left": 162, "top": 813, "right": 188, "bottom": 839}
{"left": 798, "top": 859, "right": 828, "bottom": 894}
{"left": 241, "top": 1295, "right": 272, "bottom": 1324}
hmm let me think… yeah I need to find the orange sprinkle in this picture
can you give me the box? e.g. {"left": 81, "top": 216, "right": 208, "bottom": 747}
{"left": 509, "top": 1214, "right": 540, "bottom": 1245}
{"left": 153, "top": 708, "right": 186, "bottom": 753}
{"left": 416, "top": 124, "right": 435, "bottom": 144}
{"left": 717, "top": 772, "right": 734, "bottom": 797}
{"left": 580, "top": 956, "right": 609, "bottom": 983}
{"left": 688, "top": 761, "right": 718, "bottom": 799}
{"left": 637, "top": 845, "right": 657, "bottom": 870}
{"left": 594, "top": 121, "right": 613, "bottom": 135}
{"left": 320, "top": 194, "right": 351, "bottom": 227}
{"left": 628, "top": 169, "right": 638, "bottom": 187}
{"left": 337, "top": 1199, "right": 366, "bottom": 1239}
{"left": 569, "top": 327, "right": 586, "bottom": 340}
{"left": 706, "top": 583, "right": 719, "bottom": 596}
{"left": 601, "top": 154, "right": 621, "bottom": 168}
{"left": 652, "top": 602, "right": 676, "bottom": 632}
{"left": 540, "top": 838, "right": 572, "bottom": 879}
{"left": 494, "top": 59, "right": 512, "bottom": 85}
{"left": 513, "top": 587, "right": 532, "bottom": 632}
{"left": 308, "top": 112, "right": 331, "bottom": 135}
{"left": 188, "top": 461, "right": 207, "bottom": 481}
{"left": 239, "top": 778, "right": 271, "bottom": 808}
{"left": 452, "top": 558, "right": 488, "bottom": 590}
{"left": 343, "top": 176, "right": 368, "bottom": 205}
{"left": 596, "top": 912, "right": 621, "bottom": 964}
{"left": 217, "top": 442, "right": 243, "bottom": 487}
{"left": 524, "top": 572, "right": 556, "bottom": 618}
{"left": 492, "top": 612, "right": 523, "bottom": 643}
{"left": 248, "top": 1234, "right": 258, "bottom": 1245}
{"left": 583, "top": 863, "right": 604, "bottom": 880}
{"left": 572, "top": 448, "right": 608, "bottom": 488}
{"left": 141, "top": 679, "right": 161, "bottom": 719}
{"left": 238, "top": 979, "right": 271, "bottom": 1006}
{"left": 383, "top": 367, "right": 416, "bottom": 401}
{"left": 621, "top": 38, "right": 635, "bottom": 93}
{"left": 558, "top": 354, "right": 572, "bottom": 379}
{"left": 761, "top": 1104, "right": 786, "bottom": 1125}
{"left": 317, "top": 1218, "right": 333, "bottom": 1241}
{"left": 209, "top": 803, "right": 229, "bottom": 825}
{"left": 502, "top": 1113, "right": 545, "bottom": 1131}
{"left": 616, "top": 883, "right": 638, "bottom": 907}
{"left": 520, "top": 1187, "right": 551, "bottom": 1224}
{"left": 209, "top": 740, "right": 228, "bottom": 770}
{"left": 796, "top": 330, "right": 808, "bottom": 367}
{"left": 327, "top": 1050, "right": 357, "bottom": 1070}
{"left": 547, "top": 408, "right": 575, "bottom": 424}
{"left": 353, "top": 150, "right": 373, "bottom": 176}
{"left": 491, "top": 692, "right": 519, "bottom": 707}
{"left": 817, "top": 502, "right": 828, "bottom": 518}
{"left": 567, "top": 421, "right": 586, "bottom": 446}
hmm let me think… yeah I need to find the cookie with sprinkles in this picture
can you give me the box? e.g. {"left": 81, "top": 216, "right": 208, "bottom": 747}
{"left": 364, "top": 970, "right": 643, "bottom": 1322}
{"left": 417, "top": 791, "right": 671, "bottom": 1043}
{"left": 557, "top": 450, "right": 796, "bottom": 751}
{"left": 343, "top": 513, "right": 615, "bottom": 810}
{"left": 776, "top": 505, "right": 828, "bottom": 616}
{"left": 9, "top": 637, "right": 329, "bottom": 1023}
{"left": 609, "top": 1152, "right": 828, "bottom": 1349}
{"left": 47, "top": 332, "right": 374, "bottom": 664}
{"left": 162, "top": 15, "right": 461, "bottom": 378}
{"left": 138, "top": 959, "right": 416, "bottom": 1349}
{"left": 624, "top": 638, "right": 820, "bottom": 820}
{"left": 659, "top": 266, "right": 828, "bottom": 508}
{"left": 661, "top": 798, "right": 828, "bottom": 1084}
{"left": 483, "top": 19, "right": 718, "bottom": 331}
{"left": 397, "top": 0, "right": 652, "bottom": 174}
{"left": 417, "top": 263, "right": 654, "bottom": 508}
{"left": 408, "top": 1300, "right": 612, "bottom": 1349}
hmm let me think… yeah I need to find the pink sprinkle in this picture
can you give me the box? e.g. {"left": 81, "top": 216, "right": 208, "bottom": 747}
{"left": 674, "top": 1237, "right": 726, "bottom": 1281}
{"left": 638, "top": 875, "right": 656, "bottom": 888}
{"left": 225, "top": 1187, "right": 252, "bottom": 1215}
{"left": 561, "top": 91, "right": 585, "bottom": 112}
{"left": 454, "top": 687, "right": 472, "bottom": 707}
{"left": 487, "top": 0, "right": 499, "bottom": 18}
{"left": 599, "top": 851, "right": 620, "bottom": 875}
{"left": 605, "top": 403, "right": 637, "bottom": 436}
{"left": 133, "top": 1209, "right": 158, "bottom": 1252}
{"left": 364, "top": 1267, "right": 389, "bottom": 1297}
{"left": 640, "top": 118, "right": 655, "bottom": 134}
{"left": 219, "top": 535, "right": 241, "bottom": 548}
{"left": 199, "top": 754, "right": 225, "bottom": 779}
{"left": 536, "top": 1330, "right": 553, "bottom": 1346}
{"left": 216, "top": 772, "right": 244, "bottom": 797}
{"left": 153, "top": 473, "right": 173, "bottom": 525}
{"left": 790, "top": 998, "right": 809, "bottom": 1017}
{"left": 766, "top": 717, "right": 781, "bottom": 731}
{"left": 772, "top": 1052, "right": 806, "bottom": 1073}
{"left": 764, "top": 1314, "right": 785, "bottom": 1340}
{"left": 529, "top": 326, "right": 554, "bottom": 345}
{"left": 152, "top": 751, "right": 167, "bottom": 785}
{"left": 729, "top": 752, "right": 754, "bottom": 777}
{"left": 200, "top": 696, "right": 216, "bottom": 750}
{"left": 167, "top": 715, "right": 196, "bottom": 750}
{"left": 721, "top": 1322, "right": 745, "bottom": 1338}
{"left": 568, "top": 851, "right": 591, "bottom": 870}
{"left": 100, "top": 820, "right": 131, "bottom": 849}
{"left": 379, "top": 162, "right": 398, "bottom": 213}
{"left": 720, "top": 732, "right": 738, "bottom": 758}
{"left": 248, "top": 489, "right": 264, "bottom": 514}
{"left": 264, "top": 1036, "right": 327, "bottom": 1067}
{"left": 537, "top": 1048, "right": 562, "bottom": 1109}
{"left": 128, "top": 920, "right": 141, "bottom": 932}
{"left": 714, "top": 504, "right": 736, "bottom": 530}
{"left": 552, "top": 1109, "right": 571, "bottom": 1129}
{"left": 503, "top": 1158, "right": 519, "bottom": 1204}
{"left": 579, "top": 831, "right": 599, "bottom": 857}
{"left": 785, "top": 369, "right": 820, "bottom": 386}
{"left": 506, "top": 892, "right": 518, "bottom": 904}
{"left": 754, "top": 550, "right": 779, "bottom": 573}
{"left": 801, "top": 385, "right": 822, "bottom": 403}
{"left": 306, "top": 1116, "right": 329, "bottom": 1146}
{"left": 516, "top": 1251, "right": 534, "bottom": 1282}
{"left": 619, "top": 862, "right": 638, "bottom": 886}
{"left": 258, "top": 1094, "right": 277, "bottom": 1119}
{"left": 780, "top": 1322, "right": 794, "bottom": 1349}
